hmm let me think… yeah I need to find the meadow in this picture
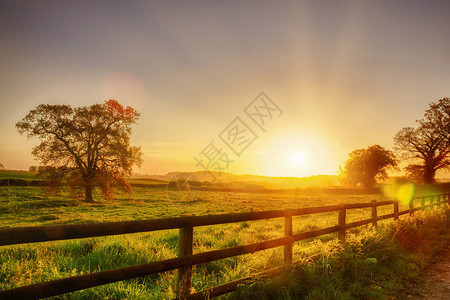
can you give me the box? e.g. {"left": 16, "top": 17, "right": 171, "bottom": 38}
{"left": 0, "top": 171, "right": 447, "bottom": 299}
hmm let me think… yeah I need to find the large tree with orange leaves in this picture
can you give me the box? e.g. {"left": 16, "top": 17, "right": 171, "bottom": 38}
{"left": 16, "top": 100, "right": 142, "bottom": 202}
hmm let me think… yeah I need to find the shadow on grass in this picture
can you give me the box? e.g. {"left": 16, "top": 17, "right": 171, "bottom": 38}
{"left": 0, "top": 199, "right": 80, "bottom": 215}
{"left": 20, "top": 199, "right": 80, "bottom": 210}
{"left": 183, "top": 198, "right": 210, "bottom": 205}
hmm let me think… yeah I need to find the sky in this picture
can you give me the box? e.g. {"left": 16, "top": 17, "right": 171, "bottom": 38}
{"left": 0, "top": 0, "right": 449, "bottom": 177}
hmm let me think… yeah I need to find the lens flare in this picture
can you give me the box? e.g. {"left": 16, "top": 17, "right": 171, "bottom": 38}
{"left": 397, "top": 183, "right": 415, "bottom": 204}
{"left": 381, "top": 183, "right": 415, "bottom": 205}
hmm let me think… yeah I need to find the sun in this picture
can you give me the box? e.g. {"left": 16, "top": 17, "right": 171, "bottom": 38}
{"left": 288, "top": 151, "right": 307, "bottom": 167}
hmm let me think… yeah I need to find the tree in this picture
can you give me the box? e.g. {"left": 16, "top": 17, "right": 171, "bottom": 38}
{"left": 404, "top": 164, "right": 424, "bottom": 182}
{"left": 0, "top": 163, "right": 4, "bottom": 170}
{"left": 423, "top": 97, "right": 449, "bottom": 143}
{"left": 16, "top": 100, "right": 143, "bottom": 202}
{"left": 341, "top": 145, "right": 397, "bottom": 189}
{"left": 29, "top": 166, "right": 38, "bottom": 172}
{"left": 394, "top": 98, "right": 450, "bottom": 184}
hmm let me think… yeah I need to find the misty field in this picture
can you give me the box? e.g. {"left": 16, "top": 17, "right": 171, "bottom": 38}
{"left": 0, "top": 178, "right": 429, "bottom": 299}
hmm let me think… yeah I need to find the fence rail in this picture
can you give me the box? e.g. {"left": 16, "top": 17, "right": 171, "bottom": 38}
{"left": 0, "top": 193, "right": 449, "bottom": 299}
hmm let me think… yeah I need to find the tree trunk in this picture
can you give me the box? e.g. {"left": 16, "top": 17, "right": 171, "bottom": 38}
{"left": 84, "top": 184, "right": 94, "bottom": 203}
{"left": 363, "top": 176, "right": 375, "bottom": 190}
{"left": 423, "top": 164, "right": 436, "bottom": 184}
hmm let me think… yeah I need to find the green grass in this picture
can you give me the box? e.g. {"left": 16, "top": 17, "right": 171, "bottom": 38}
{"left": 0, "top": 185, "right": 408, "bottom": 228}
{"left": 0, "top": 172, "right": 448, "bottom": 299}
{"left": 0, "top": 170, "right": 38, "bottom": 180}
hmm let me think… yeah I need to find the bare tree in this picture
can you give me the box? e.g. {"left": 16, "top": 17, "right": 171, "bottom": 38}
{"left": 394, "top": 98, "right": 450, "bottom": 183}
{"left": 16, "top": 100, "right": 143, "bottom": 202}
{"left": 422, "top": 97, "right": 449, "bottom": 143}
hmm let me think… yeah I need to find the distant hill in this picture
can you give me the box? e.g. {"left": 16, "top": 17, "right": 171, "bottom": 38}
{"left": 133, "top": 171, "right": 340, "bottom": 189}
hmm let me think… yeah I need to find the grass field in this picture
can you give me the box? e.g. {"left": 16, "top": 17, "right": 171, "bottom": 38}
{"left": 0, "top": 171, "right": 447, "bottom": 299}
{"left": 0, "top": 170, "right": 39, "bottom": 180}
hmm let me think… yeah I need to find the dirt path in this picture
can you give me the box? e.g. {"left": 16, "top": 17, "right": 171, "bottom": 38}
{"left": 401, "top": 245, "right": 450, "bottom": 299}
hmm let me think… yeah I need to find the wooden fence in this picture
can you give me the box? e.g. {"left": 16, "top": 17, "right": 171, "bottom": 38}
{"left": 0, "top": 193, "right": 449, "bottom": 299}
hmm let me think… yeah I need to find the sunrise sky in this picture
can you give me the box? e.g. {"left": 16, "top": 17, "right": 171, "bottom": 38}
{"left": 1, "top": 1, "right": 449, "bottom": 177}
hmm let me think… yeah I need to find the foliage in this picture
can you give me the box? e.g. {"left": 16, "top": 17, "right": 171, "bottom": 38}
{"left": 394, "top": 98, "right": 450, "bottom": 183}
{"left": 423, "top": 97, "right": 450, "bottom": 144}
{"left": 16, "top": 100, "right": 143, "bottom": 202}
{"left": 341, "top": 145, "right": 397, "bottom": 189}
{"left": 404, "top": 164, "right": 424, "bottom": 182}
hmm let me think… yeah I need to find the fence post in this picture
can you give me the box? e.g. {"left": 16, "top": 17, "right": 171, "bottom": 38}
{"left": 409, "top": 198, "right": 414, "bottom": 216}
{"left": 421, "top": 197, "right": 425, "bottom": 210}
{"left": 394, "top": 202, "right": 399, "bottom": 220}
{"left": 371, "top": 200, "right": 377, "bottom": 228}
{"left": 177, "top": 225, "right": 193, "bottom": 297}
{"left": 284, "top": 212, "right": 293, "bottom": 264}
{"left": 430, "top": 196, "right": 434, "bottom": 208}
{"left": 338, "top": 204, "right": 346, "bottom": 244}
